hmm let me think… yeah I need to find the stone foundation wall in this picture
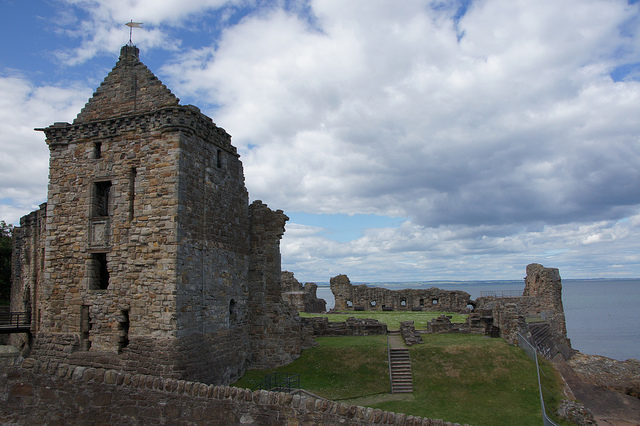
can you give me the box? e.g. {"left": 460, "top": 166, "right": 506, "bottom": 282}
{"left": 0, "top": 361, "right": 464, "bottom": 425}
{"left": 330, "top": 274, "right": 472, "bottom": 313}
{"left": 29, "top": 328, "right": 252, "bottom": 385}
{"left": 302, "top": 317, "right": 388, "bottom": 336}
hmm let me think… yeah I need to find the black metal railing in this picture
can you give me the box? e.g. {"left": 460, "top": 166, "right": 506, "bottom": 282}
{"left": 0, "top": 311, "right": 31, "bottom": 332}
{"left": 251, "top": 373, "right": 300, "bottom": 392}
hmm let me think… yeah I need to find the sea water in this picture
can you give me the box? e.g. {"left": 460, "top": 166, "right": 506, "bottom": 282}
{"left": 315, "top": 279, "right": 640, "bottom": 361}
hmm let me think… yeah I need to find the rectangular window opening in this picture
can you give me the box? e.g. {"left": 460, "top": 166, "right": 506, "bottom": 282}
{"left": 89, "top": 252, "right": 110, "bottom": 290}
{"left": 92, "top": 181, "right": 112, "bottom": 217}
{"left": 216, "top": 149, "right": 222, "bottom": 168}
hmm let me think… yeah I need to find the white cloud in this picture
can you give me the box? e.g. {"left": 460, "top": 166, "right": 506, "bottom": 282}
{"left": 283, "top": 208, "right": 640, "bottom": 281}
{"left": 53, "top": 0, "right": 247, "bottom": 65}
{"left": 5, "top": 0, "right": 640, "bottom": 280}
{"left": 160, "top": 0, "right": 640, "bottom": 230}
{"left": 0, "top": 74, "right": 91, "bottom": 224}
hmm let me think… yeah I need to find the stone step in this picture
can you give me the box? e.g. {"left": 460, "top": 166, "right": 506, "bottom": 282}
{"left": 388, "top": 346, "right": 414, "bottom": 394}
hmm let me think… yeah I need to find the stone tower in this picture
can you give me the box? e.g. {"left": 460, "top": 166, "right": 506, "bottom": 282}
{"left": 14, "top": 45, "right": 303, "bottom": 384}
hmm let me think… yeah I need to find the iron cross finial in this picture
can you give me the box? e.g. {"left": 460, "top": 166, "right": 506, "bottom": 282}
{"left": 125, "top": 20, "right": 143, "bottom": 45}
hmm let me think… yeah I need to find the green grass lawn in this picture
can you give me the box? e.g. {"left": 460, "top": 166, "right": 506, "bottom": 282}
{"left": 233, "top": 334, "right": 567, "bottom": 426}
{"left": 370, "top": 334, "right": 567, "bottom": 426}
{"left": 299, "top": 310, "right": 468, "bottom": 330}
{"left": 233, "top": 335, "right": 389, "bottom": 399}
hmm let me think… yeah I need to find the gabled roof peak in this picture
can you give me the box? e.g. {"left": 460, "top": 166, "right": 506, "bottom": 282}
{"left": 73, "top": 45, "right": 180, "bottom": 124}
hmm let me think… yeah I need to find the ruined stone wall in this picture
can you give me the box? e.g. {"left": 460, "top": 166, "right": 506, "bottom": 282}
{"left": 281, "top": 271, "right": 326, "bottom": 313}
{"left": 247, "top": 202, "right": 305, "bottom": 369}
{"left": 330, "top": 274, "right": 472, "bottom": 313}
{"left": 0, "top": 361, "right": 462, "bottom": 425}
{"left": 523, "top": 263, "right": 567, "bottom": 339}
{"left": 301, "top": 317, "right": 388, "bottom": 336}
{"left": 10, "top": 204, "right": 46, "bottom": 350}
{"left": 473, "top": 264, "right": 569, "bottom": 347}
{"left": 172, "top": 113, "right": 252, "bottom": 384}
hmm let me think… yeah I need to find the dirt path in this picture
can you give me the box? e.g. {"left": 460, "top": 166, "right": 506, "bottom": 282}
{"left": 553, "top": 357, "right": 640, "bottom": 425}
{"left": 387, "top": 333, "right": 406, "bottom": 349}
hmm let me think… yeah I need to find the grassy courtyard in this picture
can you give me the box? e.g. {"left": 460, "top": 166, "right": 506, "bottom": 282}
{"left": 233, "top": 334, "right": 567, "bottom": 426}
{"left": 298, "top": 310, "right": 468, "bottom": 330}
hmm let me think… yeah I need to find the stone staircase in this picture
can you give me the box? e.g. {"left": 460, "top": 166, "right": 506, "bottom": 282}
{"left": 389, "top": 347, "right": 413, "bottom": 393}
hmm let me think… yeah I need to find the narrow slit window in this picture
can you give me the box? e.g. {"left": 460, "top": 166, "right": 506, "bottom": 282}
{"left": 94, "top": 142, "right": 102, "bottom": 159}
{"left": 81, "top": 305, "right": 91, "bottom": 350}
{"left": 229, "top": 299, "right": 238, "bottom": 325}
{"left": 129, "top": 168, "right": 136, "bottom": 221}
{"left": 216, "top": 149, "right": 222, "bottom": 168}
{"left": 118, "top": 309, "right": 130, "bottom": 352}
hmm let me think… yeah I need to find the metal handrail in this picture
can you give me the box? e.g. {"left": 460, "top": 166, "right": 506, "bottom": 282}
{"left": 517, "top": 332, "right": 558, "bottom": 426}
{"left": 0, "top": 311, "right": 31, "bottom": 328}
{"left": 387, "top": 333, "right": 393, "bottom": 393}
{"left": 480, "top": 290, "right": 523, "bottom": 298}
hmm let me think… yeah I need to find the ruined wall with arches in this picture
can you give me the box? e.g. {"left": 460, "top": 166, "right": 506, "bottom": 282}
{"left": 329, "top": 274, "right": 473, "bottom": 313}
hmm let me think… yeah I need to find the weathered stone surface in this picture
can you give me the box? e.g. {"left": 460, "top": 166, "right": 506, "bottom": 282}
{"left": 523, "top": 263, "right": 567, "bottom": 339}
{"left": 568, "top": 352, "right": 640, "bottom": 399}
{"left": 11, "top": 44, "right": 304, "bottom": 385}
{"left": 556, "top": 399, "right": 597, "bottom": 425}
{"left": 281, "top": 271, "right": 326, "bottom": 313}
{"left": 0, "top": 363, "right": 468, "bottom": 425}
{"left": 330, "top": 274, "right": 472, "bottom": 313}
{"left": 400, "top": 321, "right": 423, "bottom": 345}
{"left": 302, "top": 316, "right": 387, "bottom": 336}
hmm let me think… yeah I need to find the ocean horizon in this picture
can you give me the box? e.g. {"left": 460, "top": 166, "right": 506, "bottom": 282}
{"left": 315, "top": 278, "right": 640, "bottom": 361}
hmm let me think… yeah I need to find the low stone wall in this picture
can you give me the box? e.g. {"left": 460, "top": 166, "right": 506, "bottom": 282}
{"left": 0, "top": 359, "right": 465, "bottom": 425}
{"left": 302, "top": 317, "right": 387, "bottom": 336}
{"left": 400, "top": 321, "right": 423, "bottom": 345}
{"left": 425, "top": 313, "right": 488, "bottom": 336}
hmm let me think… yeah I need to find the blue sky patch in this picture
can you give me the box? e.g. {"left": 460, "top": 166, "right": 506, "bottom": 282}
{"left": 288, "top": 212, "right": 405, "bottom": 243}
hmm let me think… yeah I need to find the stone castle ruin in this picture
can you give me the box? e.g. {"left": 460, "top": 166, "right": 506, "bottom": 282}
{"left": 328, "top": 264, "right": 572, "bottom": 359}
{"left": 9, "top": 45, "right": 305, "bottom": 384}
{"left": 330, "top": 274, "right": 473, "bottom": 312}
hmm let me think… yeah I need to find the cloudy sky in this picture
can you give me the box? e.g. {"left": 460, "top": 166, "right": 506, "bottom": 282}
{"left": 1, "top": 0, "right": 640, "bottom": 282}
